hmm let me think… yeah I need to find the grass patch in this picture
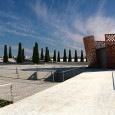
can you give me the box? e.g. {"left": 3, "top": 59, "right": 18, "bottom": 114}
{"left": 0, "top": 99, "right": 13, "bottom": 108}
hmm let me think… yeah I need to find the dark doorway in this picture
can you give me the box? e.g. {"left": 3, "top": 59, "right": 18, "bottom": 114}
{"left": 96, "top": 47, "right": 106, "bottom": 68}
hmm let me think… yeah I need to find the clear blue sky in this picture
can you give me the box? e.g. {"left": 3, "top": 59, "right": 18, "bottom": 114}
{"left": 0, "top": 0, "right": 114, "bottom": 57}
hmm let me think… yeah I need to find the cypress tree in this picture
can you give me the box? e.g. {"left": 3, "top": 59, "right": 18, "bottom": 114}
{"left": 22, "top": 48, "right": 25, "bottom": 61}
{"left": 48, "top": 49, "right": 51, "bottom": 61}
{"left": 57, "top": 51, "right": 60, "bottom": 62}
{"left": 68, "top": 50, "right": 72, "bottom": 62}
{"left": 34, "top": 42, "right": 39, "bottom": 64}
{"left": 74, "top": 50, "right": 78, "bottom": 62}
{"left": 41, "top": 48, "right": 44, "bottom": 60}
{"left": 3, "top": 45, "right": 8, "bottom": 63}
{"left": 63, "top": 49, "right": 67, "bottom": 62}
{"left": 80, "top": 50, "right": 84, "bottom": 62}
{"left": 17, "top": 43, "right": 23, "bottom": 63}
{"left": 32, "top": 46, "right": 35, "bottom": 63}
{"left": 45, "top": 47, "right": 49, "bottom": 62}
{"left": 9, "top": 46, "right": 12, "bottom": 58}
{"left": 53, "top": 50, "right": 56, "bottom": 62}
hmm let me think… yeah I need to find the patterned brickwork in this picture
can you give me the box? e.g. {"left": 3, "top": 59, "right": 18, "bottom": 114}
{"left": 83, "top": 36, "right": 97, "bottom": 67}
{"left": 95, "top": 41, "right": 105, "bottom": 48}
{"left": 83, "top": 34, "right": 115, "bottom": 68}
{"left": 105, "top": 34, "right": 115, "bottom": 68}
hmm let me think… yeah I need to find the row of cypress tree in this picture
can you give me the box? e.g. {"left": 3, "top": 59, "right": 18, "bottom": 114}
{"left": 3, "top": 43, "right": 25, "bottom": 63}
{"left": 40, "top": 48, "right": 84, "bottom": 63}
{"left": 2, "top": 42, "right": 84, "bottom": 63}
{"left": 39, "top": 48, "right": 84, "bottom": 63}
{"left": 61, "top": 49, "right": 83, "bottom": 62}
{"left": 3, "top": 45, "right": 12, "bottom": 63}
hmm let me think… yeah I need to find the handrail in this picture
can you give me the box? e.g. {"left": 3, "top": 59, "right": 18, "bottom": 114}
{"left": 50, "top": 67, "right": 85, "bottom": 82}
{"left": 56, "top": 67, "right": 83, "bottom": 73}
{"left": 0, "top": 83, "right": 13, "bottom": 102}
{"left": 112, "top": 72, "right": 115, "bottom": 90}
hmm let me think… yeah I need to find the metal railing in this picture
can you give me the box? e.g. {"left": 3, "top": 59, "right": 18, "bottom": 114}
{"left": 1, "top": 65, "right": 85, "bottom": 82}
{"left": 51, "top": 67, "right": 85, "bottom": 82}
{"left": 0, "top": 83, "right": 13, "bottom": 108}
{"left": 112, "top": 72, "right": 115, "bottom": 90}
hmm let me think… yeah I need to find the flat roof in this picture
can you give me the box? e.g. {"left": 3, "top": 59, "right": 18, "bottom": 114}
{"left": 96, "top": 46, "right": 105, "bottom": 49}
{"left": 0, "top": 71, "right": 115, "bottom": 115}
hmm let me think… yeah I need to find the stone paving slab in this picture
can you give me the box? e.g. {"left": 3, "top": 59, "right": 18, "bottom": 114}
{"left": 0, "top": 64, "right": 86, "bottom": 103}
{"left": 0, "top": 71, "right": 115, "bottom": 115}
{"left": 0, "top": 77, "right": 58, "bottom": 102}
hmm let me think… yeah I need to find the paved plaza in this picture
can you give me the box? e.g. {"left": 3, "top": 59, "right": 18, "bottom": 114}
{"left": 0, "top": 63, "right": 86, "bottom": 102}
{"left": 0, "top": 77, "right": 58, "bottom": 102}
{"left": 0, "top": 70, "right": 115, "bottom": 115}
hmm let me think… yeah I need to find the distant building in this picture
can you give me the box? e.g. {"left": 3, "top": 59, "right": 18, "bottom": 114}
{"left": 83, "top": 34, "right": 115, "bottom": 68}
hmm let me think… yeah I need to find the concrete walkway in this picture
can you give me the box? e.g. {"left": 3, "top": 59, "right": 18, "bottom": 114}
{"left": 0, "top": 71, "right": 115, "bottom": 115}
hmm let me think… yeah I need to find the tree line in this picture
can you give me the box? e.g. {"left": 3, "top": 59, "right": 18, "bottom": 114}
{"left": 2, "top": 42, "right": 85, "bottom": 63}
